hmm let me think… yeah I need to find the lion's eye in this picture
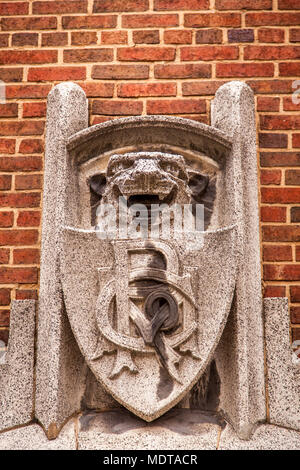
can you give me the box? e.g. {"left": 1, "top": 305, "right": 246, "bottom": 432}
{"left": 160, "top": 162, "right": 180, "bottom": 177}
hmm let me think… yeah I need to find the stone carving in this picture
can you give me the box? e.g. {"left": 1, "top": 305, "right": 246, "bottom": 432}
{"left": 0, "top": 80, "right": 296, "bottom": 448}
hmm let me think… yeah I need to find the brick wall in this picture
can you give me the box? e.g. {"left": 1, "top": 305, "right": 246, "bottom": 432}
{"left": 0, "top": 0, "right": 299, "bottom": 347}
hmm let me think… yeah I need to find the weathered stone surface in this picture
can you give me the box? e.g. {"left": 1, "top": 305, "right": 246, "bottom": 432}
{"left": 77, "top": 409, "right": 221, "bottom": 450}
{"left": 212, "top": 81, "right": 266, "bottom": 439}
{"left": 0, "top": 421, "right": 76, "bottom": 450}
{"left": 61, "top": 225, "right": 237, "bottom": 421}
{"left": 0, "top": 300, "right": 35, "bottom": 431}
{"left": 37, "top": 81, "right": 268, "bottom": 442}
{"left": 264, "top": 297, "right": 300, "bottom": 431}
{"left": 36, "top": 82, "right": 90, "bottom": 438}
{"left": 219, "top": 424, "right": 300, "bottom": 450}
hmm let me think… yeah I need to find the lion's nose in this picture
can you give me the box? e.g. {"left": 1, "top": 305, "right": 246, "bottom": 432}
{"left": 133, "top": 159, "right": 162, "bottom": 188}
{"left": 133, "top": 159, "right": 161, "bottom": 176}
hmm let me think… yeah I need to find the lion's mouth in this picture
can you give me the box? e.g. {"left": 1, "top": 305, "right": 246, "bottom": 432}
{"left": 127, "top": 188, "right": 177, "bottom": 209}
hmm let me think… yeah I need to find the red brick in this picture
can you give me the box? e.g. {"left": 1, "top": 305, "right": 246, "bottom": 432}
{"left": 297, "top": 246, "right": 300, "bottom": 261}
{"left": 155, "top": 63, "right": 211, "bottom": 79}
{"left": 290, "top": 29, "right": 300, "bottom": 42}
{"left": 19, "top": 139, "right": 44, "bottom": 154}
{"left": 0, "top": 103, "right": 18, "bottom": 118}
{"left": 246, "top": 12, "right": 300, "bottom": 26}
{"left": 1, "top": 17, "right": 57, "bottom": 31}
{"left": 6, "top": 85, "right": 51, "bottom": 99}
{"left": 258, "top": 28, "right": 285, "bottom": 43}
{"left": 13, "top": 248, "right": 40, "bottom": 265}
{"left": 28, "top": 67, "right": 86, "bottom": 82}
{"left": 0, "top": 249, "right": 9, "bottom": 264}
{"left": 0, "top": 310, "right": 10, "bottom": 327}
{"left": 291, "top": 206, "right": 300, "bottom": 222}
{"left": 118, "top": 83, "right": 176, "bottom": 98}
{"left": 184, "top": 13, "right": 241, "bottom": 27}
{"left": 247, "top": 80, "right": 293, "bottom": 94}
{"left": 290, "top": 286, "right": 300, "bottom": 302}
{"left": 260, "top": 152, "right": 300, "bottom": 167}
{"left": 71, "top": 32, "right": 98, "bottom": 46}
{"left": 181, "top": 46, "right": 239, "bottom": 61}
{"left": 0, "top": 330, "right": 9, "bottom": 346}
{"left": 0, "top": 267, "right": 38, "bottom": 284}
{"left": 291, "top": 307, "right": 300, "bottom": 324}
{"left": 92, "top": 100, "right": 143, "bottom": 116}
{"left": 79, "top": 83, "right": 114, "bottom": 98}
{"left": 0, "top": 156, "right": 42, "bottom": 172}
{"left": 164, "top": 30, "right": 192, "bottom": 44}
{"left": 283, "top": 97, "right": 300, "bottom": 111}
{"left": 0, "top": 176, "right": 11, "bottom": 191}
{"left": 260, "top": 169, "right": 281, "bottom": 185}
{"left": 0, "top": 68, "right": 23, "bottom": 83}
{"left": 259, "top": 133, "right": 288, "bottom": 148}
{"left": 155, "top": 0, "right": 208, "bottom": 8}
{"left": 278, "top": 0, "right": 300, "bottom": 8}
{"left": 0, "top": 211, "right": 13, "bottom": 227}
{"left": 0, "top": 50, "right": 57, "bottom": 65}
{"left": 17, "top": 210, "right": 41, "bottom": 227}
{"left": 93, "top": 0, "right": 148, "bottom": 11}
{"left": 133, "top": 30, "right": 159, "bottom": 44}
{"left": 286, "top": 170, "right": 300, "bottom": 185}
{"left": 42, "top": 33, "right": 68, "bottom": 47}
{"left": 228, "top": 29, "right": 254, "bottom": 42}
{"left": 216, "top": 0, "right": 271, "bottom": 8}
{"left": 261, "top": 115, "right": 300, "bottom": 130}
{"left": 262, "top": 225, "right": 300, "bottom": 242}
{"left": 32, "top": 1, "right": 87, "bottom": 14}
{"left": 102, "top": 31, "right": 128, "bottom": 44}
{"left": 0, "top": 121, "right": 44, "bottom": 136}
{"left": 182, "top": 81, "right": 225, "bottom": 96}
{"left": 262, "top": 187, "right": 300, "bottom": 203}
{"left": 0, "top": 139, "right": 15, "bottom": 155}
{"left": 244, "top": 46, "right": 300, "bottom": 60}
{"left": 263, "top": 245, "right": 292, "bottom": 261}
{"left": 64, "top": 49, "right": 113, "bottom": 63}
{"left": 264, "top": 285, "right": 286, "bottom": 297}
{"left": 12, "top": 33, "right": 39, "bottom": 47}
{"left": 0, "top": 35, "right": 9, "bottom": 48}
{"left": 264, "top": 264, "right": 300, "bottom": 281}
{"left": 15, "top": 174, "right": 42, "bottom": 190}
{"left": 122, "top": 14, "right": 178, "bottom": 28}
{"left": 15, "top": 289, "right": 38, "bottom": 300}
{"left": 0, "top": 229, "right": 38, "bottom": 246}
{"left": 0, "top": 2, "right": 29, "bottom": 15}
{"left": 23, "top": 102, "right": 46, "bottom": 118}
{"left": 147, "top": 99, "right": 206, "bottom": 115}
{"left": 118, "top": 47, "right": 175, "bottom": 61}
{"left": 217, "top": 63, "right": 274, "bottom": 77}
{"left": 0, "top": 289, "right": 10, "bottom": 306}
{"left": 257, "top": 97, "right": 280, "bottom": 112}
{"left": 92, "top": 65, "right": 149, "bottom": 80}
{"left": 261, "top": 206, "right": 286, "bottom": 222}
{"left": 279, "top": 63, "right": 300, "bottom": 76}
{"left": 0, "top": 192, "right": 40, "bottom": 208}
{"left": 196, "top": 29, "right": 222, "bottom": 44}
{"left": 62, "top": 15, "right": 116, "bottom": 29}
{"left": 293, "top": 135, "right": 300, "bottom": 148}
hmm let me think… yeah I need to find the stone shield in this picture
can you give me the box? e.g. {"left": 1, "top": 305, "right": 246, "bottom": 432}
{"left": 61, "top": 225, "right": 237, "bottom": 421}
